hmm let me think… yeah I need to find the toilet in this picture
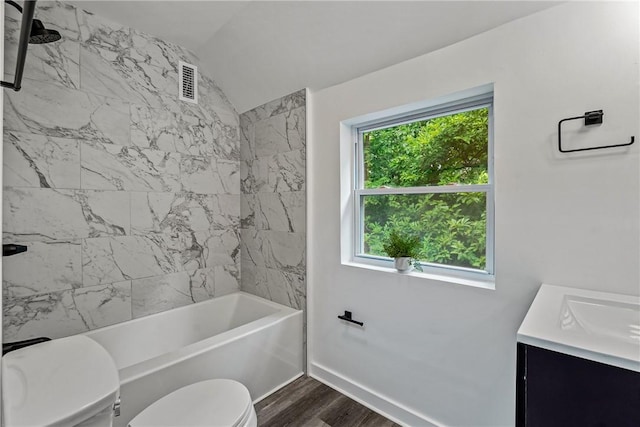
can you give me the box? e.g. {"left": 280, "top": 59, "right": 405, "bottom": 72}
{"left": 127, "top": 379, "right": 256, "bottom": 427}
{"left": 1, "top": 336, "right": 257, "bottom": 427}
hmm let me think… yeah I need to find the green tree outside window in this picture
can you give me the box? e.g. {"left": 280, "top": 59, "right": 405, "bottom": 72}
{"left": 361, "top": 108, "right": 489, "bottom": 270}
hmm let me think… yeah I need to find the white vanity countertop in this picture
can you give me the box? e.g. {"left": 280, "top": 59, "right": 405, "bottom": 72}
{"left": 517, "top": 284, "right": 640, "bottom": 372}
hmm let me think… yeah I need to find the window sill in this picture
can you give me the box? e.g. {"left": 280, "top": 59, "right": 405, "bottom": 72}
{"left": 342, "top": 261, "right": 496, "bottom": 291}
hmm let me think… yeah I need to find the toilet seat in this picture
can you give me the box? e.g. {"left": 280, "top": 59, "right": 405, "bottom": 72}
{"left": 128, "top": 379, "right": 254, "bottom": 427}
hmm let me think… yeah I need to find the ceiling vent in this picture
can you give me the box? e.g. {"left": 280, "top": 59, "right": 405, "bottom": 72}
{"left": 179, "top": 61, "right": 198, "bottom": 104}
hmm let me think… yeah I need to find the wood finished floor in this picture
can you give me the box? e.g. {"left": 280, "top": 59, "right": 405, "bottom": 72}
{"left": 256, "top": 376, "right": 401, "bottom": 427}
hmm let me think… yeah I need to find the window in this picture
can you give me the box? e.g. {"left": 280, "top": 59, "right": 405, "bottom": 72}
{"left": 353, "top": 94, "right": 494, "bottom": 277}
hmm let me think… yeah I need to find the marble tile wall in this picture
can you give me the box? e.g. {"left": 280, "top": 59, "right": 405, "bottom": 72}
{"left": 2, "top": 1, "right": 240, "bottom": 342}
{"left": 240, "top": 90, "right": 306, "bottom": 311}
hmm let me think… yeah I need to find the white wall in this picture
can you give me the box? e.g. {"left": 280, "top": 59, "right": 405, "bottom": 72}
{"left": 308, "top": 2, "right": 639, "bottom": 426}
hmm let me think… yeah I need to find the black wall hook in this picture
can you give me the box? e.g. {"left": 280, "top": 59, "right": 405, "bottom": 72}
{"left": 558, "top": 110, "right": 635, "bottom": 153}
{"left": 338, "top": 310, "right": 364, "bottom": 327}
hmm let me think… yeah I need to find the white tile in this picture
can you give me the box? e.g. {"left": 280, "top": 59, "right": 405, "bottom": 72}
{"left": 131, "top": 192, "right": 214, "bottom": 234}
{"left": 130, "top": 103, "right": 226, "bottom": 156}
{"left": 199, "top": 74, "right": 238, "bottom": 125}
{"left": 241, "top": 89, "right": 305, "bottom": 123}
{"left": 130, "top": 29, "right": 197, "bottom": 71}
{"left": 2, "top": 282, "right": 132, "bottom": 342}
{"left": 200, "top": 229, "right": 241, "bottom": 266}
{"left": 81, "top": 230, "right": 218, "bottom": 287}
{"left": 82, "top": 235, "right": 178, "bottom": 287}
{"left": 3, "top": 188, "right": 129, "bottom": 242}
{"left": 79, "top": 40, "right": 179, "bottom": 110}
{"left": 130, "top": 104, "right": 176, "bottom": 150}
{"left": 213, "top": 159, "right": 241, "bottom": 194}
{"left": 180, "top": 155, "right": 217, "bottom": 194}
{"left": 254, "top": 107, "right": 305, "bottom": 157}
{"left": 212, "top": 264, "right": 241, "bottom": 297}
{"left": 254, "top": 192, "right": 306, "bottom": 232}
{"left": 262, "top": 230, "right": 306, "bottom": 272}
{"left": 211, "top": 194, "right": 240, "bottom": 230}
{"left": 75, "top": 190, "right": 131, "bottom": 237}
{"left": 240, "top": 227, "right": 266, "bottom": 268}
{"left": 73, "top": 281, "right": 132, "bottom": 329}
{"left": 241, "top": 157, "right": 269, "bottom": 194}
{"left": 1, "top": 0, "right": 249, "bottom": 341}
{"left": 2, "top": 240, "right": 82, "bottom": 297}
{"left": 131, "top": 269, "right": 207, "bottom": 318}
{"left": 37, "top": 1, "right": 82, "bottom": 41}
{"left": 81, "top": 142, "right": 181, "bottom": 192}
{"left": 3, "top": 290, "right": 89, "bottom": 341}
{"left": 4, "top": 80, "right": 129, "bottom": 146}
{"left": 3, "top": 131, "right": 80, "bottom": 189}
{"left": 268, "top": 150, "right": 305, "bottom": 193}
{"left": 239, "top": 265, "right": 304, "bottom": 310}
{"left": 265, "top": 268, "right": 306, "bottom": 310}
{"left": 239, "top": 116, "right": 255, "bottom": 160}
{"left": 4, "top": 36, "right": 80, "bottom": 89}
{"left": 240, "top": 194, "right": 257, "bottom": 228}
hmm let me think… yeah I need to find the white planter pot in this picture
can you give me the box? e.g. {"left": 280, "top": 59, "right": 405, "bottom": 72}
{"left": 394, "top": 257, "right": 412, "bottom": 272}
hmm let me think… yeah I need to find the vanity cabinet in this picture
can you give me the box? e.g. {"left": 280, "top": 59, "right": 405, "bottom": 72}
{"left": 516, "top": 343, "right": 640, "bottom": 427}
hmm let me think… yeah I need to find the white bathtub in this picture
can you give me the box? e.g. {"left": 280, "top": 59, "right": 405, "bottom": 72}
{"left": 84, "top": 291, "right": 303, "bottom": 427}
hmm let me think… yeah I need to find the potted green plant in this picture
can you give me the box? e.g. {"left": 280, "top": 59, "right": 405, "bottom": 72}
{"left": 382, "top": 230, "right": 423, "bottom": 272}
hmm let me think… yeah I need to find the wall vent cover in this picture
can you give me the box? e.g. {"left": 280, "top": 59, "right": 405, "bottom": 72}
{"left": 179, "top": 61, "right": 198, "bottom": 104}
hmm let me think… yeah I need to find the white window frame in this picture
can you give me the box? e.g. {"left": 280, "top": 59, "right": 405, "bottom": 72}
{"left": 352, "top": 93, "right": 495, "bottom": 280}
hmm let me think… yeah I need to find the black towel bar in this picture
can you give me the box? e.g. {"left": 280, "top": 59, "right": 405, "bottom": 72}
{"left": 338, "top": 310, "right": 364, "bottom": 327}
{"left": 558, "top": 110, "right": 635, "bottom": 153}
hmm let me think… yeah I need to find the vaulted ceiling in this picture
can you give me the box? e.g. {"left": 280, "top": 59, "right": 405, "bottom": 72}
{"left": 69, "top": 1, "right": 559, "bottom": 113}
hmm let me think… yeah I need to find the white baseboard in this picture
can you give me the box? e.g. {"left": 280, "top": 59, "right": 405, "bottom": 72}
{"left": 309, "top": 362, "right": 442, "bottom": 427}
{"left": 252, "top": 371, "right": 305, "bottom": 404}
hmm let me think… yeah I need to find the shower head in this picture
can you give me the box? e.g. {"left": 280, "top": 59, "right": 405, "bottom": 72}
{"left": 5, "top": 1, "right": 62, "bottom": 44}
{"left": 1, "top": 0, "right": 63, "bottom": 92}
{"left": 29, "top": 19, "right": 61, "bottom": 44}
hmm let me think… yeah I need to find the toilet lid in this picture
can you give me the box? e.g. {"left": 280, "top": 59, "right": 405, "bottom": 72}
{"left": 2, "top": 336, "right": 120, "bottom": 427}
{"left": 128, "top": 379, "right": 253, "bottom": 427}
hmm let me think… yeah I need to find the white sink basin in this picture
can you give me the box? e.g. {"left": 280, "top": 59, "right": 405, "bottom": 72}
{"left": 560, "top": 295, "right": 640, "bottom": 344}
{"left": 518, "top": 284, "right": 640, "bottom": 372}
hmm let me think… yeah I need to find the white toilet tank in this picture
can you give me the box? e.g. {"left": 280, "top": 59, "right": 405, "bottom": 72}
{"left": 2, "top": 335, "right": 120, "bottom": 427}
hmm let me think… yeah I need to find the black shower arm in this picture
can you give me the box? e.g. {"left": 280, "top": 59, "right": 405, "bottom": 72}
{"left": 1, "top": 0, "right": 37, "bottom": 91}
{"left": 6, "top": 0, "right": 23, "bottom": 13}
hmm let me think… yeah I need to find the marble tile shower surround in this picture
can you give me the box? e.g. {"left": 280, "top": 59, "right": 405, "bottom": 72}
{"left": 2, "top": 1, "right": 241, "bottom": 342}
{"left": 240, "top": 90, "right": 306, "bottom": 311}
